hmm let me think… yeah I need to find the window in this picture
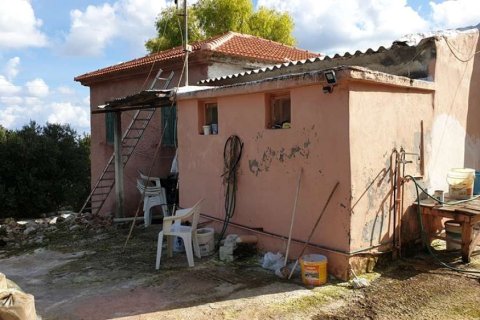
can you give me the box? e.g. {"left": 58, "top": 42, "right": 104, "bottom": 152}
{"left": 267, "top": 93, "right": 291, "bottom": 129}
{"left": 161, "top": 106, "right": 177, "bottom": 146}
{"left": 105, "top": 112, "right": 115, "bottom": 144}
{"left": 198, "top": 101, "right": 218, "bottom": 135}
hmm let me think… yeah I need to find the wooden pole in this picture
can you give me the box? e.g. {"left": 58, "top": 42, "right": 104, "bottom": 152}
{"left": 284, "top": 168, "right": 303, "bottom": 265}
{"left": 113, "top": 111, "right": 124, "bottom": 218}
{"left": 288, "top": 181, "right": 340, "bottom": 279}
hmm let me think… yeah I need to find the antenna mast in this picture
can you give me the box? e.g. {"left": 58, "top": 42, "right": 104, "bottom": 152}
{"left": 183, "top": 0, "right": 189, "bottom": 86}
{"left": 175, "top": 0, "right": 189, "bottom": 86}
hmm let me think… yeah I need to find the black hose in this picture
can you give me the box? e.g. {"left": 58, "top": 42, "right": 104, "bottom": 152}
{"left": 217, "top": 135, "right": 243, "bottom": 248}
{"left": 406, "top": 175, "right": 480, "bottom": 275}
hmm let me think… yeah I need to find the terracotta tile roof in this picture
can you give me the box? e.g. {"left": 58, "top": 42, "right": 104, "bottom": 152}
{"left": 74, "top": 32, "right": 320, "bottom": 84}
{"left": 203, "top": 32, "right": 319, "bottom": 62}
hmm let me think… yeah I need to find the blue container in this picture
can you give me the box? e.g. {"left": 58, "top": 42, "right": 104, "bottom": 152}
{"left": 474, "top": 171, "right": 480, "bottom": 195}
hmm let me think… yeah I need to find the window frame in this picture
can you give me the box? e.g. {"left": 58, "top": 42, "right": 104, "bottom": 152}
{"left": 266, "top": 92, "right": 291, "bottom": 129}
{"left": 198, "top": 100, "right": 218, "bottom": 135}
{"left": 161, "top": 105, "right": 177, "bottom": 147}
{"left": 105, "top": 112, "right": 115, "bottom": 144}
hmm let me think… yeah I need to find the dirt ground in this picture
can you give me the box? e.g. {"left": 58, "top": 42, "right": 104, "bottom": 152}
{"left": 1, "top": 222, "right": 479, "bottom": 320}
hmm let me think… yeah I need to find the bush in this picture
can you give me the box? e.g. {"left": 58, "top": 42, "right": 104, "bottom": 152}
{"left": 0, "top": 122, "right": 90, "bottom": 219}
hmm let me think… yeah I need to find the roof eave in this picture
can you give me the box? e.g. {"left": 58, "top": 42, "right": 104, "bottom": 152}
{"left": 177, "top": 66, "right": 435, "bottom": 100}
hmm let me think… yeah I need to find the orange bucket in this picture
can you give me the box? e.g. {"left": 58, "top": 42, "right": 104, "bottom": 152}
{"left": 300, "top": 254, "right": 328, "bottom": 286}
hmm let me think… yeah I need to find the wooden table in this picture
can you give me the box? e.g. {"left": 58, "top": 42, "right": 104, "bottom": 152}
{"left": 418, "top": 198, "right": 480, "bottom": 262}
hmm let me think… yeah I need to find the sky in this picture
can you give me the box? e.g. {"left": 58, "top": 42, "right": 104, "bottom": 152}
{"left": 1, "top": 0, "right": 480, "bottom": 135}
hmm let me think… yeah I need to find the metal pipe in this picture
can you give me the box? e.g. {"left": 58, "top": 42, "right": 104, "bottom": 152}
{"left": 200, "top": 213, "right": 391, "bottom": 256}
{"left": 183, "top": 0, "right": 188, "bottom": 86}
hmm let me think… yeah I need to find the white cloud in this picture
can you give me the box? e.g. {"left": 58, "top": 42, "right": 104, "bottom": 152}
{"left": 0, "top": 0, "right": 47, "bottom": 49}
{"left": 0, "top": 106, "right": 27, "bottom": 129}
{"left": 430, "top": 0, "right": 480, "bottom": 29}
{"left": 0, "top": 59, "right": 90, "bottom": 133}
{"left": 64, "top": 3, "right": 118, "bottom": 56}
{"left": 56, "top": 86, "right": 76, "bottom": 95}
{"left": 4, "top": 57, "right": 20, "bottom": 81}
{"left": 63, "top": 0, "right": 167, "bottom": 57}
{"left": 257, "top": 0, "right": 428, "bottom": 54}
{"left": 48, "top": 102, "right": 90, "bottom": 130}
{"left": 25, "top": 78, "right": 49, "bottom": 98}
{"left": 1, "top": 96, "right": 23, "bottom": 106}
{"left": 117, "top": 0, "right": 167, "bottom": 49}
{"left": 24, "top": 96, "right": 42, "bottom": 107}
{"left": 0, "top": 75, "right": 21, "bottom": 96}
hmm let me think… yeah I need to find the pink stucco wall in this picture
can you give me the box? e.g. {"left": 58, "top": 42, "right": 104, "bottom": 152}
{"left": 348, "top": 83, "right": 434, "bottom": 252}
{"left": 427, "top": 30, "right": 480, "bottom": 189}
{"left": 176, "top": 66, "right": 441, "bottom": 279}
{"left": 178, "top": 79, "right": 354, "bottom": 278}
{"left": 88, "top": 65, "right": 207, "bottom": 215}
{"left": 343, "top": 30, "right": 480, "bottom": 256}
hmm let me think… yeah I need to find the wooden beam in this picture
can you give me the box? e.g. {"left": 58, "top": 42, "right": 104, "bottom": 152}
{"left": 113, "top": 112, "right": 124, "bottom": 218}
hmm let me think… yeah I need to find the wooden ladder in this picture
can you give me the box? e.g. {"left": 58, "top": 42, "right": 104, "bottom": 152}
{"left": 80, "top": 70, "right": 174, "bottom": 214}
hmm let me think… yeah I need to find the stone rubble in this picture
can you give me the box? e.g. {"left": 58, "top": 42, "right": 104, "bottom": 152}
{"left": 0, "top": 211, "right": 113, "bottom": 249}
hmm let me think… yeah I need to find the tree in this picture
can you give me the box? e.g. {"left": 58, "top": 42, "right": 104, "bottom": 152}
{"left": 248, "top": 7, "right": 294, "bottom": 45}
{"left": 145, "top": 0, "right": 295, "bottom": 53}
{"left": 0, "top": 122, "right": 91, "bottom": 218}
{"left": 146, "top": 6, "right": 203, "bottom": 53}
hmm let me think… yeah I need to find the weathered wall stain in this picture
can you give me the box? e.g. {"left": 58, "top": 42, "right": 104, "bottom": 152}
{"left": 248, "top": 141, "right": 311, "bottom": 176}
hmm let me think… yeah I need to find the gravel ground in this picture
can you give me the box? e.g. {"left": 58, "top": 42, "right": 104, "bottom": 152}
{"left": 1, "top": 220, "right": 479, "bottom": 320}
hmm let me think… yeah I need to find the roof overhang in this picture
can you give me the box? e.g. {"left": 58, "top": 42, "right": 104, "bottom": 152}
{"left": 177, "top": 66, "right": 435, "bottom": 101}
{"left": 92, "top": 89, "right": 174, "bottom": 114}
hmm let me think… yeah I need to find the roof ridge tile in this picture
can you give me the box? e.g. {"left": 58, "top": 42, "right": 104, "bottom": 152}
{"left": 201, "top": 31, "right": 235, "bottom": 50}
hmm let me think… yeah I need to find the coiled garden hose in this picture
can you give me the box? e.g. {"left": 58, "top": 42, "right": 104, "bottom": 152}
{"left": 217, "top": 135, "right": 243, "bottom": 248}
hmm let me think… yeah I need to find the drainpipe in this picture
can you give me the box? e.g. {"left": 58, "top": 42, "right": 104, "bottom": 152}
{"left": 392, "top": 149, "right": 400, "bottom": 258}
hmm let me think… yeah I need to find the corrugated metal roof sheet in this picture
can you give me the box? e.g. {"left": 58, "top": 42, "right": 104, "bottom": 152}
{"left": 198, "top": 41, "right": 422, "bottom": 85}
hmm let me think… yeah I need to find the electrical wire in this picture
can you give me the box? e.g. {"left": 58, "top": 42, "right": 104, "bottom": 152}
{"left": 442, "top": 35, "right": 480, "bottom": 63}
{"left": 405, "top": 174, "right": 480, "bottom": 275}
{"left": 141, "top": 3, "right": 180, "bottom": 91}
{"left": 216, "top": 135, "right": 243, "bottom": 248}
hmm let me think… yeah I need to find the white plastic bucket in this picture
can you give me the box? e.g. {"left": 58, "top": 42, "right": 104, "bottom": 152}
{"left": 196, "top": 227, "right": 214, "bottom": 256}
{"left": 447, "top": 168, "right": 475, "bottom": 200}
{"left": 202, "top": 125, "right": 211, "bottom": 135}
{"left": 444, "top": 220, "right": 462, "bottom": 251}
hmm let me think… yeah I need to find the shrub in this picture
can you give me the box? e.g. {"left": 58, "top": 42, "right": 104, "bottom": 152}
{"left": 0, "top": 122, "right": 90, "bottom": 219}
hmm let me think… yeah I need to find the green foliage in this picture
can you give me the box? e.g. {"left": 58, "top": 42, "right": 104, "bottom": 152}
{"left": 146, "top": 0, "right": 295, "bottom": 53}
{"left": 249, "top": 7, "right": 295, "bottom": 45}
{"left": 145, "top": 6, "right": 203, "bottom": 52}
{"left": 194, "top": 0, "right": 253, "bottom": 36}
{"left": 0, "top": 122, "right": 91, "bottom": 219}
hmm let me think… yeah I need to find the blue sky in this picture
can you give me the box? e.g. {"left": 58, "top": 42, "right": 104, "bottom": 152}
{"left": 1, "top": 0, "right": 480, "bottom": 135}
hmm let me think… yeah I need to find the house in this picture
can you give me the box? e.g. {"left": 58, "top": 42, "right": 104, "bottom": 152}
{"left": 174, "top": 25, "right": 480, "bottom": 279}
{"left": 74, "top": 32, "right": 320, "bottom": 217}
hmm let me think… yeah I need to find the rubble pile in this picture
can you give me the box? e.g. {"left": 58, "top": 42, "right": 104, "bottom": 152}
{"left": 0, "top": 212, "right": 113, "bottom": 249}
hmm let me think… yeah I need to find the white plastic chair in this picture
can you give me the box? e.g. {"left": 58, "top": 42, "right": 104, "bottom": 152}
{"left": 136, "top": 172, "right": 169, "bottom": 227}
{"left": 155, "top": 199, "right": 203, "bottom": 268}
